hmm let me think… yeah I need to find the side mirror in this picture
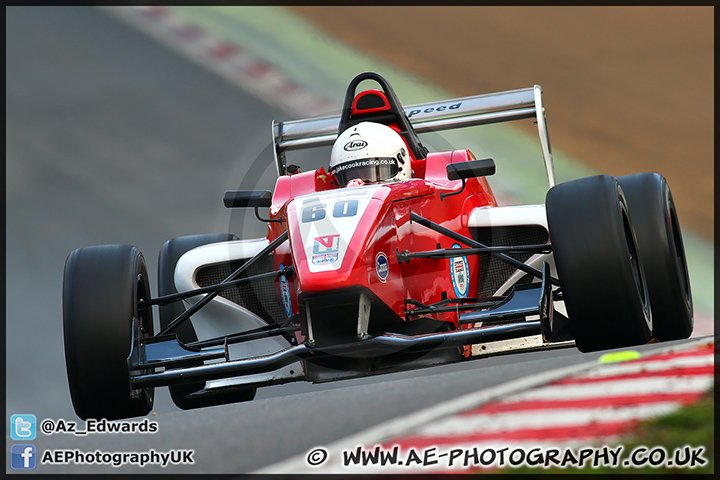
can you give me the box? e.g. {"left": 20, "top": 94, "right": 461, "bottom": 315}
{"left": 223, "top": 190, "right": 272, "bottom": 208}
{"left": 223, "top": 190, "right": 279, "bottom": 223}
{"left": 446, "top": 158, "right": 496, "bottom": 181}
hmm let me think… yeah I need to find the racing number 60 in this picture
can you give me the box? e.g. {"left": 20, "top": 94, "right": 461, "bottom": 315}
{"left": 302, "top": 199, "right": 358, "bottom": 222}
{"left": 302, "top": 203, "right": 326, "bottom": 222}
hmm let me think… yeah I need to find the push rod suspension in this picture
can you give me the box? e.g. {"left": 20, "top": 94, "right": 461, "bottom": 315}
{"left": 157, "top": 231, "right": 289, "bottom": 336}
{"left": 147, "top": 267, "right": 293, "bottom": 307}
{"left": 399, "top": 244, "right": 551, "bottom": 261}
{"left": 408, "top": 212, "right": 560, "bottom": 286}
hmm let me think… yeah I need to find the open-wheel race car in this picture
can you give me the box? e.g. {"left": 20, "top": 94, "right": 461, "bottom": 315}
{"left": 63, "top": 72, "right": 693, "bottom": 420}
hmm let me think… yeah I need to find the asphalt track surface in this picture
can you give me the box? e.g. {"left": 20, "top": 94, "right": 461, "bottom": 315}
{"left": 5, "top": 7, "right": 711, "bottom": 475}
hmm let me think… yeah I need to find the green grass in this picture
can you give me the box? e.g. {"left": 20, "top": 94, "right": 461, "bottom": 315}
{"left": 502, "top": 387, "right": 714, "bottom": 474}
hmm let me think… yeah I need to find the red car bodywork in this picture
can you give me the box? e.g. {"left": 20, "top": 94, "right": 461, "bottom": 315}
{"left": 268, "top": 147, "right": 498, "bottom": 351}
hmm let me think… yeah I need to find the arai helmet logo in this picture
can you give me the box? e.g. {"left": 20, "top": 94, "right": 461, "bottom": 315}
{"left": 344, "top": 140, "right": 368, "bottom": 151}
{"left": 376, "top": 252, "right": 389, "bottom": 282}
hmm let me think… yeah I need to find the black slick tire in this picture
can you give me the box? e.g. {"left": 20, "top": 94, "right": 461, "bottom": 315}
{"left": 63, "top": 245, "right": 154, "bottom": 420}
{"left": 616, "top": 172, "right": 693, "bottom": 340}
{"left": 546, "top": 175, "right": 653, "bottom": 352}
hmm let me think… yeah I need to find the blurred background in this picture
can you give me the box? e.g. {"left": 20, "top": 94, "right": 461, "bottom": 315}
{"left": 5, "top": 6, "right": 713, "bottom": 473}
{"left": 291, "top": 6, "right": 713, "bottom": 240}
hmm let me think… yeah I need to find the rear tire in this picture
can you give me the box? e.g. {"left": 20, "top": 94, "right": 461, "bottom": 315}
{"left": 63, "top": 245, "right": 154, "bottom": 420}
{"left": 616, "top": 172, "right": 693, "bottom": 340}
{"left": 158, "top": 234, "right": 257, "bottom": 409}
{"left": 546, "top": 175, "right": 652, "bottom": 352}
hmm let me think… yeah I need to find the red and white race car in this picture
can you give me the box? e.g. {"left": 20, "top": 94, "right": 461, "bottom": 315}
{"left": 63, "top": 72, "right": 693, "bottom": 420}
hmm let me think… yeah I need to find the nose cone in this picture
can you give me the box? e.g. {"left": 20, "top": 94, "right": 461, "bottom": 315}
{"left": 286, "top": 186, "right": 385, "bottom": 293}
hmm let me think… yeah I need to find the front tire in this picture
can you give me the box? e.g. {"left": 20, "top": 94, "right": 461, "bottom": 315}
{"left": 63, "top": 245, "right": 154, "bottom": 420}
{"left": 158, "top": 234, "right": 257, "bottom": 409}
{"left": 616, "top": 172, "right": 693, "bottom": 340}
{"left": 546, "top": 175, "right": 652, "bottom": 352}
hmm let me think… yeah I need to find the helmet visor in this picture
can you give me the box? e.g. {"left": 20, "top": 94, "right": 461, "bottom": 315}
{"left": 331, "top": 157, "right": 399, "bottom": 186}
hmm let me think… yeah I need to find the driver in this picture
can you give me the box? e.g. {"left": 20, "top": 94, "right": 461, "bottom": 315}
{"left": 329, "top": 122, "right": 411, "bottom": 187}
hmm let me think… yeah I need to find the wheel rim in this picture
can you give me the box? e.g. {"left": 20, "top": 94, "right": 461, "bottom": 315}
{"left": 668, "top": 197, "right": 692, "bottom": 310}
{"left": 621, "top": 203, "right": 652, "bottom": 332}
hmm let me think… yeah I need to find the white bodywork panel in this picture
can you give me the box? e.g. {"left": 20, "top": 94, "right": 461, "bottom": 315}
{"left": 468, "top": 205, "right": 557, "bottom": 295}
{"left": 174, "top": 238, "right": 304, "bottom": 388}
{"left": 467, "top": 204, "right": 555, "bottom": 295}
{"left": 467, "top": 204, "right": 548, "bottom": 230}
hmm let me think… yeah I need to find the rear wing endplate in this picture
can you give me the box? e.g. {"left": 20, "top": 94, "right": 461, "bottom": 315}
{"left": 272, "top": 85, "right": 555, "bottom": 187}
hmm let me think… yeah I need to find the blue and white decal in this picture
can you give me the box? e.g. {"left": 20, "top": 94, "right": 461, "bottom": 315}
{"left": 278, "top": 263, "right": 292, "bottom": 317}
{"left": 375, "top": 252, "right": 389, "bottom": 283}
{"left": 312, "top": 234, "right": 340, "bottom": 265}
{"left": 450, "top": 243, "right": 470, "bottom": 298}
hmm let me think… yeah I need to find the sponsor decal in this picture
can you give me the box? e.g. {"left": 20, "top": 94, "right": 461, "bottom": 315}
{"left": 312, "top": 254, "right": 338, "bottom": 265}
{"left": 450, "top": 243, "right": 470, "bottom": 298}
{"left": 312, "top": 234, "right": 340, "bottom": 265}
{"left": 344, "top": 139, "right": 368, "bottom": 151}
{"left": 278, "top": 263, "right": 292, "bottom": 317}
{"left": 375, "top": 252, "right": 389, "bottom": 282}
{"left": 406, "top": 102, "right": 462, "bottom": 118}
{"left": 332, "top": 157, "right": 396, "bottom": 174}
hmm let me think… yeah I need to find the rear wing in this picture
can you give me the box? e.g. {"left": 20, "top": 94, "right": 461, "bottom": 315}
{"left": 272, "top": 85, "right": 556, "bottom": 187}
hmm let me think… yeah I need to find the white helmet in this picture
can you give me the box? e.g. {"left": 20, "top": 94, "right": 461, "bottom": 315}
{"left": 329, "top": 122, "right": 410, "bottom": 187}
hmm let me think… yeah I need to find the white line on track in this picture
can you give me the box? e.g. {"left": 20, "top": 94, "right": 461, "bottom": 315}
{"left": 508, "top": 376, "right": 713, "bottom": 402}
{"left": 414, "top": 403, "right": 685, "bottom": 437}
{"left": 564, "top": 353, "right": 714, "bottom": 379}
